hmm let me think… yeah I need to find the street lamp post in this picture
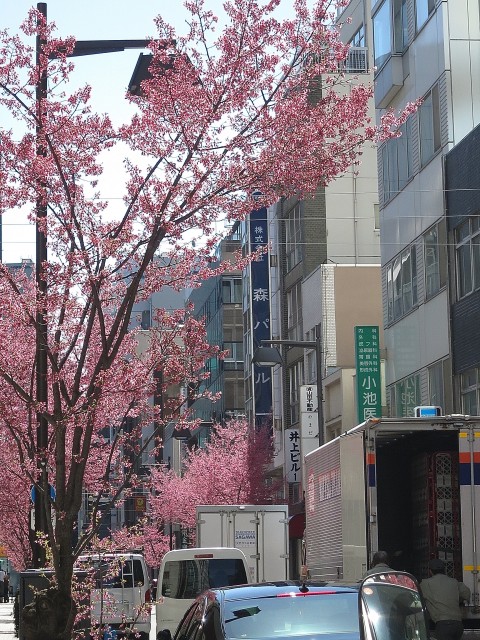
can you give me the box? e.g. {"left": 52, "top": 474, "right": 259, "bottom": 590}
{"left": 252, "top": 323, "right": 325, "bottom": 446}
{"left": 33, "top": 1, "right": 150, "bottom": 567}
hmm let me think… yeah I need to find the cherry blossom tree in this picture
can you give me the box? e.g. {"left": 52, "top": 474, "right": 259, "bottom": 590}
{"left": 0, "top": 0, "right": 416, "bottom": 636}
{"left": 149, "top": 419, "right": 277, "bottom": 536}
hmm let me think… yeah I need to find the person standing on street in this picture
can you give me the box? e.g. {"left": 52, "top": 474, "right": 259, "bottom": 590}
{"left": 363, "top": 551, "right": 392, "bottom": 577}
{"left": 420, "top": 558, "right": 470, "bottom": 640}
{"left": 0, "top": 566, "right": 6, "bottom": 603}
{"left": 3, "top": 574, "right": 9, "bottom": 602}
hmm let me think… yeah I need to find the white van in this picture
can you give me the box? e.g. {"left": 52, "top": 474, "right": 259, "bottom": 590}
{"left": 76, "top": 551, "right": 152, "bottom": 640}
{"left": 156, "top": 547, "right": 250, "bottom": 636}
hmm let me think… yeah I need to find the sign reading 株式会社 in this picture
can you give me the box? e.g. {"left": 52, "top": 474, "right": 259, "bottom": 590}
{"left": 355, "top": 326, "right": 381, "bottom": 424}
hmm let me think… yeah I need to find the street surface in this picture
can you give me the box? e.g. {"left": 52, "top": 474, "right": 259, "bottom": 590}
{"left": 0, "top": 600, "right": 158, "bottom": 639}
{"left": 0, "top": 601, "right": 15, "bottom": 639}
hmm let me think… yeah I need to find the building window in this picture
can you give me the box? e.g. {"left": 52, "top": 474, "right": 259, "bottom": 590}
{"left": 374, "top": 204, "right": 380, "bottom": 230}
{"left": 391, "top": 373, "right": 421, "bottom": 417}
{"left": 460, "top": 368, "right": 479, "bottom": 415}
{"left": 350, "top": 25, "right": 365, "bottom": 48}
{"left": 289, "top": 360, "right": 304, "bottom": 425}
{"left": 285, "top": 203, "right": 302, "bottom": 272}
{"left": 373, "top": 0, "right": 407, "bottom": 71}
{"left": 456, "top": 217, "right": 480, "bottom": 299}
{"left": 424, "top": 225, "right": 440, "bottom": 298}
{"left": 222, "top": 277, "right": 242, "bottom": 303}
{"left": 416, "top": 0, "right": 435, "bottom": 31}
{"left": 428, "top": 360, "right": 444, "bottom": 411}
{"left": 381, "top": 117, "right": 413, "bottom": 202}
{"left": 287, "top": 283, "right": 303, "bottom": 341}
{"left": 419, "top": 84, "right": 441, "bottom": 167}
{"left": 223, "top": 342, "right": 244, "bottom": 370}
{"left": 386, "top": 245, "right": 418, "bottom": 323}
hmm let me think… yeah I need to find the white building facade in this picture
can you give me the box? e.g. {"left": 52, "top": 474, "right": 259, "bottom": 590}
{"left": 370, "top": 0, "right": 480, "bottom": 415}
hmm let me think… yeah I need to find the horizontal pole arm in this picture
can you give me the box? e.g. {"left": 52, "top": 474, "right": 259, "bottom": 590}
{"left": 260, "top": 339, "right": 317, "bottom": 349}
{"left": 49, "top": 40, "right": 151, "bottom": 59}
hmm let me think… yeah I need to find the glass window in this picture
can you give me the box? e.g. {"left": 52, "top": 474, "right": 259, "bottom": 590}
{"left": 392, "top": 255, "right": 403, "bottom": 319}
{"left": 456, "top": 218, "right": 480, "bottom": 299}
{"left": 419, "top": 84, "right": 441, "bottom": 166}
{"left": 386, "top": 265, "right": 394, "bottom": 323}
{"left": 287, "top": 283, "right": 303, "bottom": 341}
{"left": 373, "top": 0, "right": 407, "bottom": 72}
{"left": 289, "top": 361, "right": 304, "bottom": 425}
{"left": 285, "top": 203, "right": 302, "bottom": 272}
{"left": 350, "top": 25, "right": 365, "bottom": 48}
{"left": 223, "top": 342, "right": 244, "bottom": 370}
{"left": 424, "top": 226, "right": 440, "bottom": 298}
{"left": 222, "top": 278, "right": 242, "bottom": 304}
{"left": 394, "top": 374, "right": 421, "bottom": 417}
{"left": 373, "top": 0, "right": 392, "bottom": 69}
{"left": 382, "top": 118, "right": 413, "bottom": 202}
{"left": 416, "top": 0, "right": 436, "bottom": 31}
{"left": 393, "top": 0, "right": 408, "bottom": 51}
{"left": 428, "top": 361, "right": 444, "bottom": 411}
{"left": 386, "top": 245, "right": 418, "bottom": 323}
{"left": 460, "top": 369, "right": 478, "bottom": 415}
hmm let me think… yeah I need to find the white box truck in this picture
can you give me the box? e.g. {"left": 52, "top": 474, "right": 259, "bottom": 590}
{"left": 196, "top": 504, "right": 289, "bottom": 582}
{"left": 304, "top": 415, "right": 480, "bottom": 629}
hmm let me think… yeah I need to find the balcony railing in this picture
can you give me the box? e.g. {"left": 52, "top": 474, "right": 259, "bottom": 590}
{"left": 301, "top": 46, "right": 368, "bottom": 74}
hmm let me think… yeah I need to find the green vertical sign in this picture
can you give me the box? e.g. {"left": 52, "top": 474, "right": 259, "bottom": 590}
{"left": 355, "top": 325, "right": 381, "bottom": 423}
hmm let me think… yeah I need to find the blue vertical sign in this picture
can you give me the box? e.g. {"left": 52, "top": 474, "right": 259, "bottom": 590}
{"left": 250, "top": 206, "right": 272, "bottom": 428}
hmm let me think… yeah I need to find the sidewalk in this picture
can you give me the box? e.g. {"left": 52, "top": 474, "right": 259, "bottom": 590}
{"left": 0, "top": 601, "right": 16, "bottom": 639}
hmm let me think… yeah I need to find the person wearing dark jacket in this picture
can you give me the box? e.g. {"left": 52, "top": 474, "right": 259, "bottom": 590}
{"left": 363, "top": 550, "right": 392, "bottom": 577}
{"left": 420, "top": 559, "right": 470, "bottom": 640}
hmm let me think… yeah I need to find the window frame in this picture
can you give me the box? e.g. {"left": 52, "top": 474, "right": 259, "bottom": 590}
{"left": 350, "top": 24, "right": 366, "bottom": 48}
{"left": 222, "top": 277, "right": 242, "bottom": 304}
{"left": 385, "top": 245, "right": 418, "bottom": 324}
{"left": 455, "top": 217, "right": 480, "bottom": 300}
{"left": 424, "top": 225, "right": 441, "bottom": 298}
{"left": 288, "top": 360, "right": 304, "bottom": 426}
{"left": 428, "top": 360, "right": 444, "bottom": 411}
{"left": 381, "top": 117, "right": 413, "bottom": 202}
{"left": 285, "top": 203, "right": 303, "bottom": 272}
{"left": 419, "top": 84, "right": 441, "bottom": 167}
{"left": 391, "top": 373, "right": 421, "bottom": 417}
{"left": 460, "top": 368, "right": 479, "bottom": 415}
{"left": 222, "top": 341, "right": 244, "bottom": 370}
{"left": 373, "top": 0, "right": 408, "bottom": 72}
{"left": 415, "top": 0, "right": 436, "bottom": 32}
{"left": 287, "top": 282, "right": 303, "bottom": 341}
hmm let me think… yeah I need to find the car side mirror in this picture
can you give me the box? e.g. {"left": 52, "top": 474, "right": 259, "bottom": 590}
{"left": 359, "top": 571, "right": 429, "bottom": 640}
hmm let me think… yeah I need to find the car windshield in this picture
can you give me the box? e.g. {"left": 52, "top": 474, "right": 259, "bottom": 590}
{"left": 223, "top": 591, "right": 360, "bottom": 639}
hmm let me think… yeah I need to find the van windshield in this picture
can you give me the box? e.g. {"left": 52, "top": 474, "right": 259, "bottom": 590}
{"left": 162, "top": 558, "right": 248, "bottom": 599}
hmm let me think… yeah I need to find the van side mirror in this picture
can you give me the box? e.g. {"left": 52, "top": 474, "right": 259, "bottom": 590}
{"left": 157, "top": 630, "right": 173, "bottom": 640}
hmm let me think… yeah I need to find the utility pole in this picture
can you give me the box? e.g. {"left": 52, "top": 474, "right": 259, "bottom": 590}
{"left": 33, "top": 1, "right": 49, "bottom": 569}
{"left": 32, "top": 2, "right": 150, "bottom": 567}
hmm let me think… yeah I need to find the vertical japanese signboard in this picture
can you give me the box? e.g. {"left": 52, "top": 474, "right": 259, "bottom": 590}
{"left": 285, "top": 428, "right": 301, "bottom": 483}
{"left": 250, "top": 205, "right": 272, "bottom": 429}
{"left": 355, "top": 325, "right": 381, "bottom": 423}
